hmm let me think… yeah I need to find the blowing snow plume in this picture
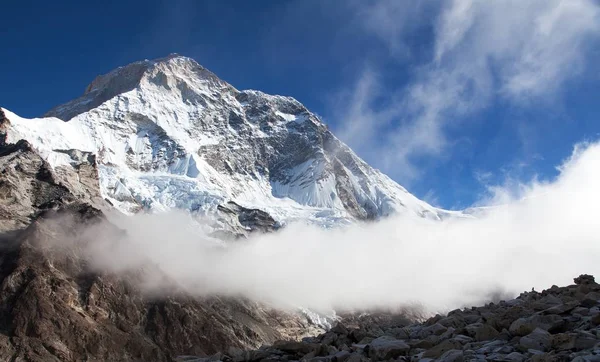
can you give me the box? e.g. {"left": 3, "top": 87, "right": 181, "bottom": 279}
{"left": 80, "top": 141, "right": 600, "bottom": 314}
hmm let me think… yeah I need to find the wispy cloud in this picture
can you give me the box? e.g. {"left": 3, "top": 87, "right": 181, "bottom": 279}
{"left": 333, "top": 0, "right": 600, "bottom": 183}
{"left": 435, "top": 0, "right": 600, "bottom": 99}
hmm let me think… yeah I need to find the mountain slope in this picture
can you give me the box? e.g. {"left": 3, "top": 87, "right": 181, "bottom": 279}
{"left": 2, "top": 54, "right": 454, "bottom": 227}
{"left": 0, "top": 136, "right": 323, "bottom": 361}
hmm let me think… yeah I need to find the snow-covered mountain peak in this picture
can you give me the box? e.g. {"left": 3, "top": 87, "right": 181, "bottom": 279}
{"left": 45, "top": 54, "right": 233, "bottom": 122}
{"left": 3, "top": 55, "right": 462, "bottom": 231}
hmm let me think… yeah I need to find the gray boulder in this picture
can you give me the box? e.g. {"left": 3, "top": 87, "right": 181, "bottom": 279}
{"left": 422, "top": 340, "right": 462, "bottom": 359}
{"left": 509, "top": 315, "right": 565, "bottom": 336}
{"left": 505, "top": 351, "right": 526, "bottom": 361}
{"left": 520, "top": 328, "right": 552, "bottom": 352}
{"left": 472, "top": 323, "right": 500, "bottom": 342}
{"left": 418, "top": 323, "right": 447, "bottom": 338}
{"left": 367, "top": 336, "right": 410, "bottom": 361}
{"left": 437, "top": 349, "right": 463, "bottom": 362}
{"left": 331, "top": 350, "right": 351, "bottom": 362}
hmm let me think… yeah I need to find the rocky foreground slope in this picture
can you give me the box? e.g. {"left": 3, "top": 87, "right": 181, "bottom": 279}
{"left": 188, "top": 275, "right": 600, "bottom": 362}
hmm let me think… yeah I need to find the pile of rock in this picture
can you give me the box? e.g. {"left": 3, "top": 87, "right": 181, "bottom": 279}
{"left": 185, "top": 275, "right": 600, "bottom": 361}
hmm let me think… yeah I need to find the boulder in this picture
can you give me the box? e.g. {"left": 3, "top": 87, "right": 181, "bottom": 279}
{"left": 509, "top": 315, "right": 565, "bottom": 336}
{"left": 474, "top": 324, "right": 500, "bottom": 342}
{"left": 331, "top": 350, "right": 351, "bottom": 362}
{"left": 387, "top": 327, "right": 410, "bottom": 340}
{"left": 348, "top": 329, "right": 367, "bottom": 343}
{"left": 464, "top": 314, "right": 482, "bottom": 324}
{"left": 573, "top": 331, "right": 598, "bottom": 351}
{"left": 357, "top": 337, "right": 373, "bottom": 345}
{"left": 592, "top": 313, "right": 600, "bottom": 326}
{"left": 437, "top": 349, "right": 463, "bottom": 362}
{"left": 418, "top": 323, "right": 447, "bottom": 338}
{"left": 537, "top": 295, "right": 564, "bottom": 306}
{"left": 439, "top": 316, "right": 467, "bottom": 329}
{"left": 474, "top": 339, "right": 506, "bottom": 354}
{"left": 330, "top": 323, "right": 349, "bottom": 336}
{"left": 410, "top": 339, "right": 435, "bottom": 349}
{"left": 552, "top": 333, "right": 577, "bottom": 350}
{"left": 520, "top": 328, "right": 552, "bottom": 352}
{"left": 422, "top": 339, "right": 462, "bottom": 358}
{"left": 438, "top": 327, "right": 456, "bottom": 342}
{"left": 505, "top": 352, "right": 526, "bottom": 361}
{"left": 491, "top": 306, "right": 530, "bottom": 331}
{"left": 367, "top": 336, "right": 410, "bottom": 361}
{"left": 321, "top": 332, "right": 338, "bottom": 346}
{"left": 452, "top": 335, "right": 474, "bottom": 344}
{"left": 542, "top": 301, "right": 580, "bottom": 315}
{"left": 581, "top": 292, "right": 600, "bottom": 308}
{"left": 464, "top": 323, "right": 482, "bottom": 337}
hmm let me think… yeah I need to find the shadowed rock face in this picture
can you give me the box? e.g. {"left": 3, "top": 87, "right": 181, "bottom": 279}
{"left": 216, "top": 201, "right": 280, "bottom": 237}
{"left": 0, "top": 139, "right": 322, "bottom": 362}
{"left": 0, "top": 136, "right": 104, "bottom": 233}
{"left": 0, "top": 139, "right": 75, "bottom": 232}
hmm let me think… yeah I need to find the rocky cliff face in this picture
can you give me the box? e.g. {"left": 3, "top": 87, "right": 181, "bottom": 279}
{"left": 0, "top": 137, "right": 323, "bottom": 362}
{"left": 0, "top": 135, "right": 103, "bottom": 233}
{"left": 2, "top": 54, "right": 458, "bottom": 232}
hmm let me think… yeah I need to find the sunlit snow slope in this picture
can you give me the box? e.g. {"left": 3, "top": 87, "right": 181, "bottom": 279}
{"left": 1, "top": 54, "right": 455, "bottom": 226}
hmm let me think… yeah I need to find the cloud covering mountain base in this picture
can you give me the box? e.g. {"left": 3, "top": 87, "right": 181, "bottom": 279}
{"left": 78, "top": 141, "right": 600, "bottom": 314}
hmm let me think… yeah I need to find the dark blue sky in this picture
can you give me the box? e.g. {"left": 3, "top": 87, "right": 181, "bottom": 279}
{"left": 2, "top": 0, "right": 373, "bottom": 116}
{"left": 2, "top": 0, "right": 600, "bottom": 209}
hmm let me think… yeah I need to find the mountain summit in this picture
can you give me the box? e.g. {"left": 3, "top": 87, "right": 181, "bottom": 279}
{"left": 2, "top": 55, "right": 454, "bottom": 230}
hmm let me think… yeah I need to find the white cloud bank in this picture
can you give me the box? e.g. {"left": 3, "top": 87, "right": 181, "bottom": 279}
{"left": 81, "top": 140, "right": 600, "bottom": 314}
{"left": 335, "top": 0, "right": 600, "bottom": 181}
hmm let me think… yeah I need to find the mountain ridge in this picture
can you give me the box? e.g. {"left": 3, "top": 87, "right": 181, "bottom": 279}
{"left": 1, "top": 54, "right": 462, "bottom": 232}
